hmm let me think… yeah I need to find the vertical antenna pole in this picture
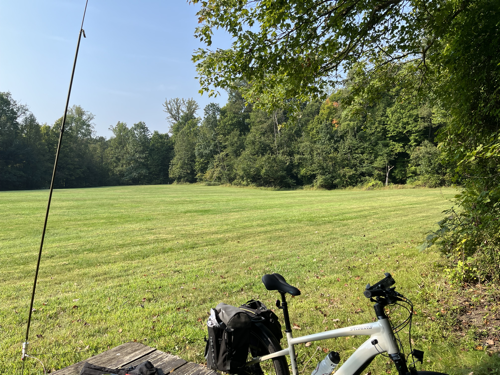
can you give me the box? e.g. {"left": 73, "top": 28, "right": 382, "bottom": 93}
{"left": 22, "top": 0, "right": 89, "bottom": 370}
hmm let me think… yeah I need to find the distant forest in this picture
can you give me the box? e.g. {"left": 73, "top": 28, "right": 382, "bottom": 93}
{"left": 0, "top": 82, "right": 448, "bottom": 191}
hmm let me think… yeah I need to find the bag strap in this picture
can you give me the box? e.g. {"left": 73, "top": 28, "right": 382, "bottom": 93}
{"left": 79, "top": 362, "right": 120, "bottom": 375}
{"left": 239, "top": 300, "right": 268, "bottom": 320}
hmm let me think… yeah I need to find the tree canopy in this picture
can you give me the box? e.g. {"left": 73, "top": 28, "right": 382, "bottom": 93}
{"left": 191, "top": 0, "right": 470, "bottom": 112}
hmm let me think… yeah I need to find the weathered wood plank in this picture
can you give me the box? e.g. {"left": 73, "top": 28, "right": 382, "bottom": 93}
{"left": 99, "top": 342, "right": 157, "bottom": 369}
{"left": 50, "top": 342, "right": 217, "bottom": 375}
{"left": 171, "top": 362, "right": 218, "bottom": 375}
{"left": 51, "top": 342, "right": 156, "bottom": 375}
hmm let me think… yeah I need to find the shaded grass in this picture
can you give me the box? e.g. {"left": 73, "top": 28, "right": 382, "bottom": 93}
{"left": 0, "top": 185, "right": 496, "bottom": 374}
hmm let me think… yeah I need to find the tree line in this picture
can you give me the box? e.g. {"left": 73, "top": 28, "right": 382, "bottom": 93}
{"left": 0, "top": 92, "right": 173, "bottom": 190}
{"left": 1, "top": 81, "right": 448, "bottom": 192}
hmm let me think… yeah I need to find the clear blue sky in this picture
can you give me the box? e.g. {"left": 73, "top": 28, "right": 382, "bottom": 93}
{"left": 0, "top": 1, "right": 230, "bottom": 137}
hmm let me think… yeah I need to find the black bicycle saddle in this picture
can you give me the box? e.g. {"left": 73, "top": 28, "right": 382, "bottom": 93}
{"left": 261, "top": 273, "right": 301, "bottom": 296}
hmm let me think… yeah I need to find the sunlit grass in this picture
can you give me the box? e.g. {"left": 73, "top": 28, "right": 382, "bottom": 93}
{"left": 1, "top": 185, "right": 495, "bottom": 374}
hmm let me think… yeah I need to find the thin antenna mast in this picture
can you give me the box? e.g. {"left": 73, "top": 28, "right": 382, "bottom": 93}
{"left": 21, "top": 0, "right": 89, "bottom": 371}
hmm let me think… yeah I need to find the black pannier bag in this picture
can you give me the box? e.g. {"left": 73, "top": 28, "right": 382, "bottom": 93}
{"left": 205, "top": 303, "right": 252, "bottom": 373}
{"left": 239, "top": 299, "right": 283, "bottom": 341}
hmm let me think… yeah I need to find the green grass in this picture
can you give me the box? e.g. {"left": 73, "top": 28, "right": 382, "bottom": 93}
{"left": 0, "top": 185, "right": 497, "bottom": 374}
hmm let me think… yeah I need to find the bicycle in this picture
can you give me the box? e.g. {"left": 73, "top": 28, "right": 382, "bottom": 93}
{"left": 242, "top": 273, "right": 447, "bottom": 375}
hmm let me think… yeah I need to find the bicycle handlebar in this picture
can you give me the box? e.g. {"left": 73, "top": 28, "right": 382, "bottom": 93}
{"left": 363, "top": 288, "right": 387, "bottom": 298}
{"left": 364, "top": 273, "right": 397, "bottom": 299}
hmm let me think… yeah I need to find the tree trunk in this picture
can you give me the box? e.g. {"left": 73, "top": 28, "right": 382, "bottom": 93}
{"left": 273, "top": 111, "right": 279, "bottom": 152}
{"left": 385, "top": 164, "right": 394, "bottom": 187}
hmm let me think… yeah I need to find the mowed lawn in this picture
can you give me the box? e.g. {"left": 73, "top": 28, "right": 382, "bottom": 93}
{"left": 0, "top": 185, "right": 491, "bottom": 374}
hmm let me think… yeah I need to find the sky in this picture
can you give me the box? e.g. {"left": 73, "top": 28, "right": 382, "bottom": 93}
{"left": 0, "top": 1, "right": 231, "bottom": 138}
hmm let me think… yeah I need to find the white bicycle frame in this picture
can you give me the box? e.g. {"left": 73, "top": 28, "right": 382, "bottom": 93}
{"left": 251, "top": 318, "right": 400, "bottom": 375}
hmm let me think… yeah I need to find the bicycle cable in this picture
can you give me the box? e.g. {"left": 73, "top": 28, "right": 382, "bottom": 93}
{"left": 396, "top": 296, "right": 415, "bottom": 361}
{"left": 393, "top": 300, "right": 413, "bottom": 332}
{"left": 389, "top": 296, "right": 417, "bottom": 367}
{"left": 384, "top": 295, "right": 414, "bottom": 362}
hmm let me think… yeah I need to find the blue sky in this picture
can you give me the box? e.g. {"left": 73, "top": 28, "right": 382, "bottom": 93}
{"left": 0, "top": 1, "right": 231, "bottom": 137}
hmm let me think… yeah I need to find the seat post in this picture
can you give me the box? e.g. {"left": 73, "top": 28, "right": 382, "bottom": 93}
{"left": 280, "top": 292, "right": 292, "bottom": 332}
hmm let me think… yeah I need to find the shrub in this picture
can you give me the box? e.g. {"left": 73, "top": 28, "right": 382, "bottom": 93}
{"left": 358, "top": 178, "right": 383, "bottom": 190}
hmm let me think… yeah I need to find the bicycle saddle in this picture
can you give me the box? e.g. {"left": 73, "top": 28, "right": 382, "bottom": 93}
{"left": 262, "top": 273, "right": 301, "bottom": 296}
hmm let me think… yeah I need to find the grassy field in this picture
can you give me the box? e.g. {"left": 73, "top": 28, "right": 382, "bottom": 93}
{"left": 0, "top": 185, "right": 497, "bottom": 374}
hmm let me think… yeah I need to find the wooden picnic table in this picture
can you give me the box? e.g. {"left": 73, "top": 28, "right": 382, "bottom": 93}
{"left": 51, "top": 342, "right": 217, "bottom": 375}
